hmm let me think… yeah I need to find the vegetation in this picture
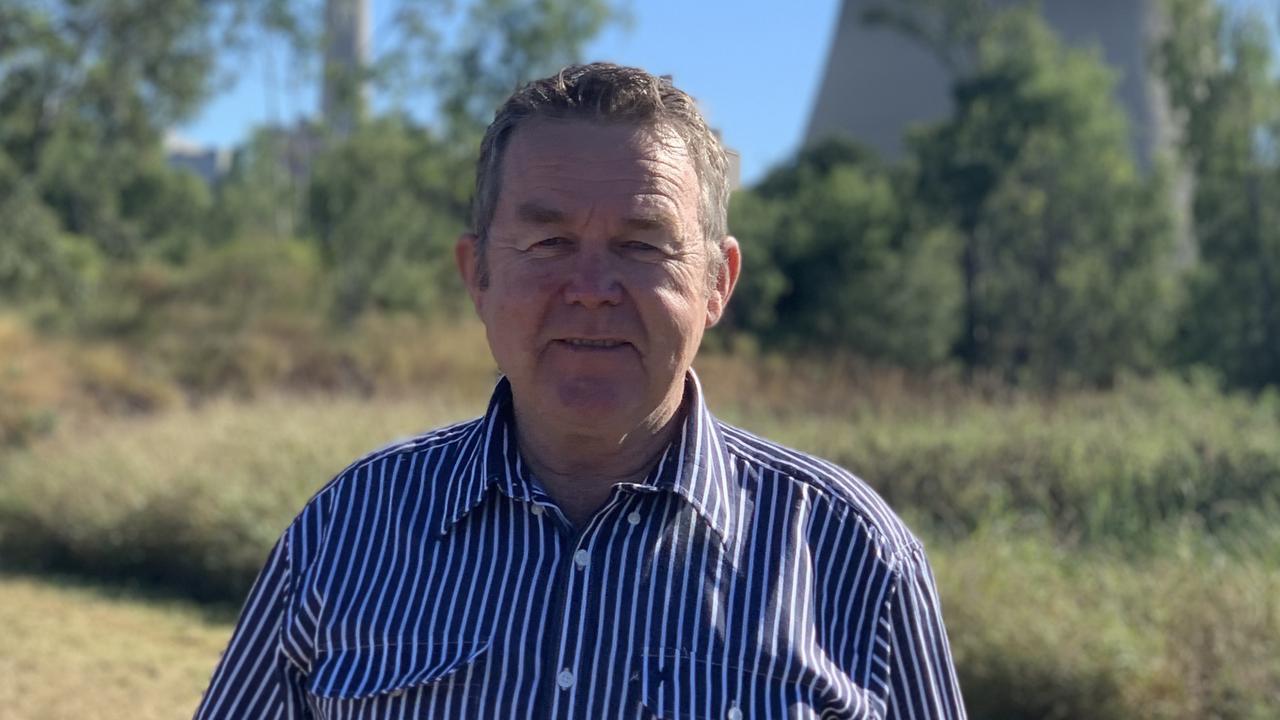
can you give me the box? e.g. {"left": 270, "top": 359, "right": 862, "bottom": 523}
{"left": 1157, "top": 0, "right": 1280, "bottom": 390}
{"left": 726, "top": 141, "right": 962, "bottom": 368}
{"left": 0, "top": 389, "right": 486, "bottom": 600}
{"left": 936, "top": 531, "right": 1280, "bottom": 720}
{"left": 3, "top": 0, "right": 1279, "bottom": 717}
{"left": 4, "top": 344, "right": 1277, "bottom": 594}
{"left": 3, "top": 532, "right": 1275, "bottom": 720}
{"left": 1, "top": 355, "right": 1277, "bottom": 717}
{"left": 0, "top": 574, "right": 231, "bottom": 720}
{"left": 3, "top": 0, "right": 1278, "bottom": 393}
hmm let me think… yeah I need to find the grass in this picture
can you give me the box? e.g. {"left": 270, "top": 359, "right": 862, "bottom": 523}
{"left": 709, "top": 365, "right": 1280, "bottom": 549}
{"left": 2, "top": 531, "right": 1275, "bottom": 720}
{"left": 0, "top": 393, "right": 483, "bottom": 601}
{"left": 3, "top": 354, "right": 1279, "bottom": 595}
{"left": 1, "top": 326, "right": 1278, "bottom": 716}
{"left": 931, "top": 528, "right": 1280, "bottom": 720}
{"left": 0, "top": 573, "right": 232, "bottom": 720}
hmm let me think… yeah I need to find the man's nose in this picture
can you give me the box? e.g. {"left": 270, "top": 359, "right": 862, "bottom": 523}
{"left": 562, "top": 249, "right": 623, "bottom": 307}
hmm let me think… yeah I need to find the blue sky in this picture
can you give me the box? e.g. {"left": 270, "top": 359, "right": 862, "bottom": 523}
{"left": 178, "top": 0, "right": 1275, "bottom": 186}
{"left": 177, "top": 1, "right": 842, "bottom": 185}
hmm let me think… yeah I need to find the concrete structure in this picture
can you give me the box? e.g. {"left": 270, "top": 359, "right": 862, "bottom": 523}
{"left": 323, "top": 0, "right": 372, "bottom": 138}
{"left": 164, "top": 132, "right": 232, "bottom": 184}
{"left": 806, "top": 0, "right": 1174, "bottom": 167}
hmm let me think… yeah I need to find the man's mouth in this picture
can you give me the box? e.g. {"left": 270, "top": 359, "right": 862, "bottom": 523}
{"left": 559, "top": 338, "right": 629, "bottom": 349}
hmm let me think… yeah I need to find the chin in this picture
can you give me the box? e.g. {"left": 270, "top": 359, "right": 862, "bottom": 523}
{"left": 551, "top": 378, "right": 645, "bottom": 428}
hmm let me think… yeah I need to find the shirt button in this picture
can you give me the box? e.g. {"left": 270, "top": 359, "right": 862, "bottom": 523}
{"left": 557, "top": 669, "right": 575, "bottom": 689}
{"left": 530, "top": 505, "right": 544, "bottom": 516}
{"left": 627, "top": 510, "right": 641, "bottom": 525}
{"left": 573, "top": 549, "right": 590, "bottom": 569}
{"left": 727, "top": 705, "right": 743, "bottom": 720}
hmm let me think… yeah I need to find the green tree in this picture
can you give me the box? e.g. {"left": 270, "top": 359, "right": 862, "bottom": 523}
{"left": 0, "top": 155, "right": 101, "bottom": 315}
{"left": 248, "top": 0, "right": 625, "bottom": 143}
{"left": 1157, "top": 0, "right": 1280, "bottom": 389}
{"left": 726, "top": 138, "right": 962, "bottom": 368}
{"left": 900, "top": 3, "right": 1176, "bottom": 386}
{"left": 0, "top": 0, "right": 231, "bottom": 262}
{"left": 431, "top": 0, "right": 625, "bottom": 144}
{"left": 306, "top": 116, "right": 469, "bottom": 321}
{"left": 210, "top": 127, "right": 313, "bottom": 244}
{"left": 231, "top": 0, "right": 625, "bottom": 322}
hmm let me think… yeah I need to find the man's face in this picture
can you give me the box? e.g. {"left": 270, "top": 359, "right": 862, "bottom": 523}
{"left": 457, "top": 119, "right": 738, "bottom": 437}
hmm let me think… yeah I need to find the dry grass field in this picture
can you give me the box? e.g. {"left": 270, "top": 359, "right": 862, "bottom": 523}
{"left": 1, "top": 320, "right": 1278, "bottom": 718}
{"left": 0, "top": 574, "right": 231, "bottom": 720}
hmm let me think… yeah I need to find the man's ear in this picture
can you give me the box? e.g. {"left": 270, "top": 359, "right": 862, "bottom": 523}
{"left": 705, "top": 236, "right": 741, "bottom": 328}
{"left": 455, "top": 233, "right": 485, "bottom": 312}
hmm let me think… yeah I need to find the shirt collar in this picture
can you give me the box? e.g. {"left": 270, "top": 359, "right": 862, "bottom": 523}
{"left": 438, "top": 370, "right": 741, "bottom": 546}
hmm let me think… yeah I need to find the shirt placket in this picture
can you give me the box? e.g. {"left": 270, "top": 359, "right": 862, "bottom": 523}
{"left": 535, "top": 490, "right": 639, "bottom": 720}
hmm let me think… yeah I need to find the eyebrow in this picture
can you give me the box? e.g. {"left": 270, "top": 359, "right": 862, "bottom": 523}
{"left": 515, "top": 201, "right": 678, "bottom": 233}
{"left": 622, "top": 215, "right": 673, "bottom": 233}
{"left": 516, "top": 202, "right": 566, "bottom": 225}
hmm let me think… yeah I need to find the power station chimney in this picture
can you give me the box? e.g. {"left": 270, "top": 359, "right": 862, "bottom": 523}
{"left": 323, "top": 0, "right": 371, "bottom": 138}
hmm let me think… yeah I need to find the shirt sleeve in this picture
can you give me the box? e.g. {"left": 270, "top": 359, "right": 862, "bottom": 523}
{"left": 193, "top": 532, "right": 311, "bottom": 719}
{"left": 884, "top": 545, "right": 966, "bottom": 720}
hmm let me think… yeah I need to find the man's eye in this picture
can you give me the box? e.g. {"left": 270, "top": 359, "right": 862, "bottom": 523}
{"left": 531, "top": 237, "right": 569, "bottom": 250}
{"left": 624, "top": 241, "right": 662, "bottom": 254}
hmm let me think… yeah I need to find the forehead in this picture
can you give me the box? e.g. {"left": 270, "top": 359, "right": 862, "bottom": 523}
{"left": 495, "top": 119, "right": 699, "bottom": 220}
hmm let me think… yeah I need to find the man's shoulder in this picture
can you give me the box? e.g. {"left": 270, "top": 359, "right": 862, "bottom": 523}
{"left": 298, "top": 416, "right": 483, "bottom": 515}
{"left": 716, "top": 420, "right": 923, "bottom": 558}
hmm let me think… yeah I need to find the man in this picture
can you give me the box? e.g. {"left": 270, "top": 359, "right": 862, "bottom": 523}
{"left": 196, "top": 63, "right": 965, "bottom": 719}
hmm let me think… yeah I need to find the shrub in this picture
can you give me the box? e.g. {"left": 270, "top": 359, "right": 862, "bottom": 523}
{"left": 0, "top": 395, "right": 480, "bottom": 602}
{"left": 0, "top": 315, "right": 69, "bottom": 446}
{"left": 714, "top": 369, "right": 1280, "bottom": 548}
{"left": 932, "top": 528, "right": 1280, "bottom": 720}
{"left": 725, "top": 139, "right": 962, "bottom": 368}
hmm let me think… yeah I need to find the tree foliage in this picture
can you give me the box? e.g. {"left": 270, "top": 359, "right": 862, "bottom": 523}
{"left": 307, "top": 116, "right": 469, "bottom": 320}
{"left": 244, "top": 0, "right": 624, "bottom": 143}
{"left": 434, "top": 0, "right": 624, "bottom": 142}
{"left": 726, "top": 2, "right": 1179, "bottom": 386}
{"left": 0, "top": 0, "right": 623, "bottom": 329}
{"left": 0, "top": 156, "right": 101, "bottom": 314}
{"left": 904, "top": 4, "right": 1176, "bottom": 386}
{"left": 0, "top": 0, "right": 228, "bottom": 260}
{"left": 208, "top": 0, "right": 625, "bottom": 322}
{"left": 9, "top": 0, "right": 1277, "bottom": 394}
{"left": 727, "top": 138, "right": 961, "bottom": 368}
{"left": 1157, "top": 0, "right": 1280, "bottom": 389}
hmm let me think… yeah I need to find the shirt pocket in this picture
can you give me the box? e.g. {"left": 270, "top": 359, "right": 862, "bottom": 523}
{"left": 305, "top": 639, "right": 491, "bottom": 718}
{"left": 634, "top": 647, "right": 876, "bottom": 720}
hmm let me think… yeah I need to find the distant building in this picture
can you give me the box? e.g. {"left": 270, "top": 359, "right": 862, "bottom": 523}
{"left": 164, "top": 132, "right": 232, "bottom": 184}
{"left": 806, "top": 0, "right": 1174, "bottom": 167}
{"left": 807, "top": 0, "right": 1194, "bottom": 263}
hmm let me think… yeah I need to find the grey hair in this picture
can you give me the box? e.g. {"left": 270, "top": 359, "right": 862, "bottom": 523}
{"left": 470, "top": 62, "right": 730, "bottom": 288}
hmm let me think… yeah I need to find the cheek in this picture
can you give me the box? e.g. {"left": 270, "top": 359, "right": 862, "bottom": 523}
{"left": 648, "top": 284, "right": 708, "bottom": 345}
{"left": 483, "top": 275, "right": 562, "bottom": 358}
{"left": 488, "top": 265, "right": 559, "bottom": 313}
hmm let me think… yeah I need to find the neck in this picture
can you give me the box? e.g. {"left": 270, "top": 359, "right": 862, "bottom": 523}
{"left": 513, "top": 386, "right": 687, "bottom": 528}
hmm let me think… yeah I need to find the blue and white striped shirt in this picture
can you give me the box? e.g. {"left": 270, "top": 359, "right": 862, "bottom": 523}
{"left": 195, "top": 373, "right": 965, "bottom": 719}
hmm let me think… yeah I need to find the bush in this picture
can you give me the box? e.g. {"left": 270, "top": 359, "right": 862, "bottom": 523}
{"left": 933, "top": 529, "right": 1280, "bottom": 720}
{"left": 718, "top": 370, "right": 1280, "bottom": 548}
{"left": 0, "top": 163, "right": 103, "bottom": 317}
{"left": 72, "top": 240, "right": 495, "bottom": 399}
{"left": 725, "top": 139, "right": 962, "bottom": 368}
{"left": 77, "top": 239, "right": 330, "bottom": 398}
{"left": 306, "top": 118, "right": 469, "bottom": 321}
{"left": 0, "top": 355, "right": 1276, "bottom": 714}
{"left": 0, "top": 315, "right": 69, "bottom": 446}
{"left": 0, "top": 395, "right": 480, "bottom": 602}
